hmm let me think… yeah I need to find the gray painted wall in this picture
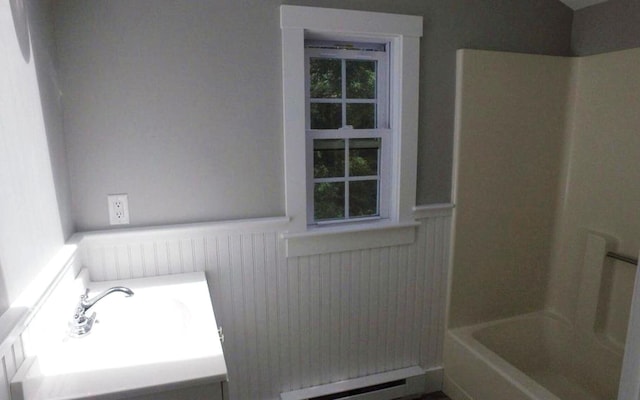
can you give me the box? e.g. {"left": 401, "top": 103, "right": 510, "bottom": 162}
{"left": 0, "top": 0, "right": 70, "bottom": 315}
{"left": 54, "top": 0, "right": 573, "bottom": 231}
{"left": 29, "top": 0, "right": 74, "bottom": 239}
{"left": 572, "top": 0, "right": 640, "bottom": 56}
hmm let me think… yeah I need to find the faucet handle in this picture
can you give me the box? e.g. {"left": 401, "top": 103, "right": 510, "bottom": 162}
{"left": 74, "top": 289, "right": 90, "bottom": 319}
{"left": 73, "top": 305, "right": 83, "bottom": 320}
{"left": 69, "top": 311, "right": 96, "bottom": 337}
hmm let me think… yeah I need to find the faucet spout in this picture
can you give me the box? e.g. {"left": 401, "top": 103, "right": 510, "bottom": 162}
{"left": 80, "top": 286, "right": 134, "bottom": 312}
{"left": 69, "top": 286, "right": 134, "bottom": 337}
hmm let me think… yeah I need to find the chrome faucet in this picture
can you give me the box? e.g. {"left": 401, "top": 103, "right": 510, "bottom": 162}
{"left": 69, "top": 286, "right": 134, "bottom": 337}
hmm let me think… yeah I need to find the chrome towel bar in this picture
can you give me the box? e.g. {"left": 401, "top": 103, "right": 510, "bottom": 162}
{"left": 606, "top": 251, "right": 638, "bottom": 266}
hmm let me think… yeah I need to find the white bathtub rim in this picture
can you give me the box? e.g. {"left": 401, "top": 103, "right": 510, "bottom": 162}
{"left": 448, "top": 309, "right": 626, "bottom": 400}
{"left": 452, "top": 309, "right": 623, "bottom": 361}
{"left": 452, "top": 309, "right": 622, "bottom": 353}
{"left": 448, "top": 311, "right": 565, "bottom": 400}
{"left": 451, "top": 310, "right": 569, "bottom": 337}
{"left": 447, "top": 333, "right": 560, "bottom": 400}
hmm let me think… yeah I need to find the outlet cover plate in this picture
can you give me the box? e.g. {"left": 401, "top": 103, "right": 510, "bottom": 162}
{"left": 107, "top": 194, "right": 130, "bottom": 225}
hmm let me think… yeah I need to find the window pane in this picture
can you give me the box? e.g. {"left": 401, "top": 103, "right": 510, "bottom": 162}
{"left": 346, "top": 103, "right": 375, "bottom": 129}
{"left": 349, "top": 138, "right": 380, "bottom": 177}
{"left": 314, "top": 139, "right": 345, "bottom": 178}
{"left": 349, "top": 180, "right": 378, "bottom": 217}
{"left": 314, "top": 182, "right": 345, "bottom": 221}
{"left": 346, "top": 60, "right": 376, "bottom": 99}
{"left": 310, "top": 58, "right": 341, "bottom": 98}
{"left": 311, "top": 103, "right": 342, "bottom": 129}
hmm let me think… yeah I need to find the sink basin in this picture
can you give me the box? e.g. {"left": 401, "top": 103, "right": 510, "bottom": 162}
{"left": 11, "top": 271, "right": 227, "bottom": 400}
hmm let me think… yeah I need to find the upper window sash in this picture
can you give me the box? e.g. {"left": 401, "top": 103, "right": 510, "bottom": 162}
{"left": 305, "top": 47, "right": 389, "bottom": 131}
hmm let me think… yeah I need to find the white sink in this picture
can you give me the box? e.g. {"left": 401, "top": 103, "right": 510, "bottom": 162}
{"left": 11, "top": 272, "right": 227, "bottom": 400}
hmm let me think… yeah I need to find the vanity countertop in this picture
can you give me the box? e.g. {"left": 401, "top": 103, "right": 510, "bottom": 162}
{"left": 11, "top": 272, "right": 227, "bottom": 400}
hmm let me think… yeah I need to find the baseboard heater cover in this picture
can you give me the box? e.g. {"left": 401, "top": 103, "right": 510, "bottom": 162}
{"left": 281, "top": 366, "right": 433, "bottom": 400}
{"left": 309, "top": 379, "right": 405, "bottom": 400}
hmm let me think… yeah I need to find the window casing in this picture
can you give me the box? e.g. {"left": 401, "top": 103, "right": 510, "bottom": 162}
{"left": 281, "top": 5, "right": 422, "bottom": 239}
{"left": 305, "top": 42, "right": 391, "bottom": 225}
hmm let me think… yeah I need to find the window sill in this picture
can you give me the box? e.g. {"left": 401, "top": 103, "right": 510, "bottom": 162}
{"left": 281, "top": 220, "right": 419, "bottom": 257}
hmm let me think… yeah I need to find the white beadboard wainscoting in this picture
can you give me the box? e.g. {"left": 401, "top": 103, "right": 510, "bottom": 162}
{"left": 75, "top": 206, "right": 452, "bottom": 400}
{"left": 0, "top": 326, "right": 26, "bottom": 400}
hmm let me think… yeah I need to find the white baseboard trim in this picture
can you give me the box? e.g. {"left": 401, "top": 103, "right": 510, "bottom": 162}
{"left": 424, "top": 366, "right": 445, "bottom": 394}
{"left": 443, "top": 373, "right": 473, "bottom": 400}
{"left": 281, "top": 366, "right": 443, "bottom": 400}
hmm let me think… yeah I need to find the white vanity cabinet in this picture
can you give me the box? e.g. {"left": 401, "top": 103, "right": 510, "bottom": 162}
{"left": 125, "top": 381, "right": 227, "bottom": 400}
{"left": 11, "top": 272, "right": 228, "bottom": 400}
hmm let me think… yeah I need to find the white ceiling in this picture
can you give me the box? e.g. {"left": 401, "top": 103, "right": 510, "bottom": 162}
{"left": 558, "top": 0, "right": 608, "bottom": 10}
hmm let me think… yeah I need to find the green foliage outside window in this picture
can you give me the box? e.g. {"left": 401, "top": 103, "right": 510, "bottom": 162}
{"left": 310, "top": 58, "right": 376, "bottom": 130}
{"left": 309, "top": 54, "right": 380, "bottom": 222}
{"left": 313, "top": 139, "right": 380, "bottom": 221}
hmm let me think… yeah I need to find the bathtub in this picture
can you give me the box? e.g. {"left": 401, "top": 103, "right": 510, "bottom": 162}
{"left": 443, "top": 311, "right": 623, "bottom": 400}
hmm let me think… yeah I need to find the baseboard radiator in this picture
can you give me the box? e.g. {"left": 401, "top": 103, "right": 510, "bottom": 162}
{"left": 281, "top": 367, "right": 433, "bottom": 400}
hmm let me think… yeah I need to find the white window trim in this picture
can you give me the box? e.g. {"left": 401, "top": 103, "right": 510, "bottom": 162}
{"left": 281, "top": 5, "right": 422, "bottom": 242}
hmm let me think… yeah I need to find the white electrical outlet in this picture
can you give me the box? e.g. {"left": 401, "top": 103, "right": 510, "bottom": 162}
{"left": 107, "top": 194, "right": 130, "bottom": 225}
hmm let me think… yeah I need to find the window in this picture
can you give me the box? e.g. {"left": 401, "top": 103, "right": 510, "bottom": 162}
{"left": 281, "top": 5, "right": 422, "bottom": 239}
{"left": 306, "top": 41, "right": 391, "bottom": 224}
